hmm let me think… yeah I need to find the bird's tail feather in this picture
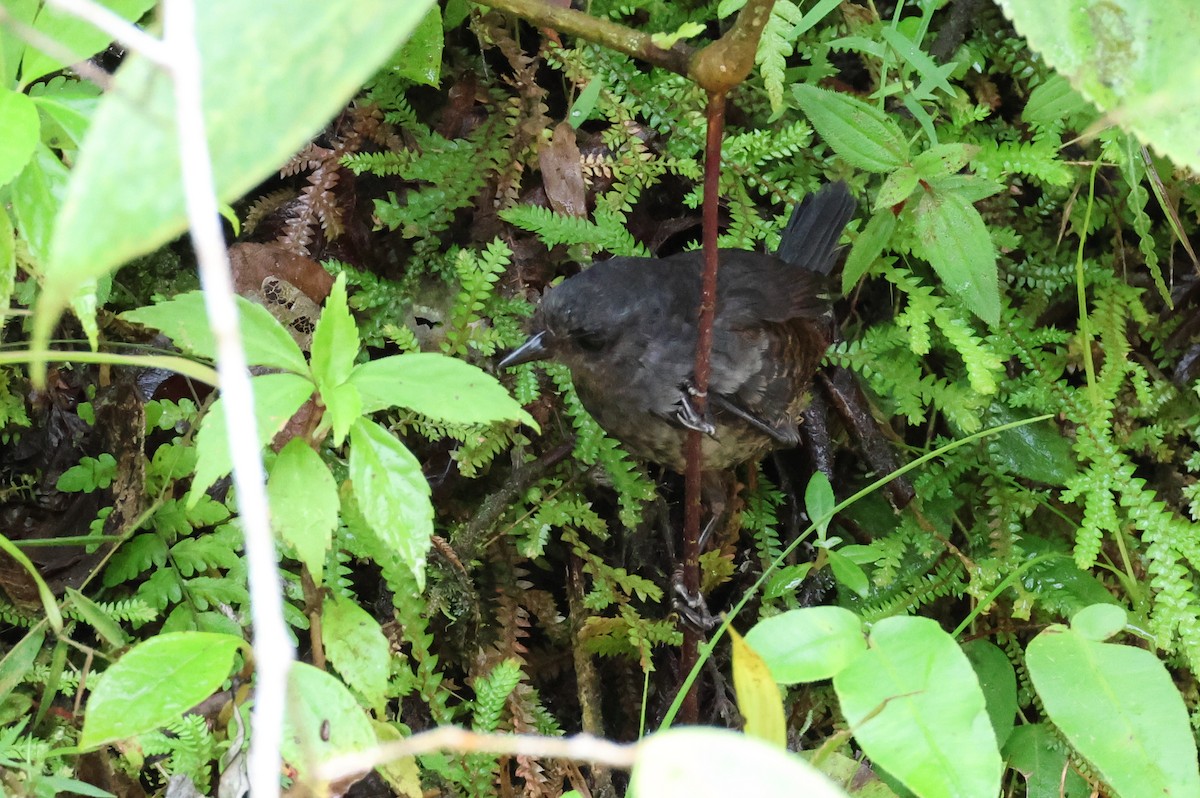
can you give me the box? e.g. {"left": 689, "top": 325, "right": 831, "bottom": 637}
{"left": 775, "top": 181, "right": 856, "bottom": 275}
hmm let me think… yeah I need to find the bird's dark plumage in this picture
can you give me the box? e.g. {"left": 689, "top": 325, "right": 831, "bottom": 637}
{"left": 501, "top": 182, "right": 856, "bottom": 471}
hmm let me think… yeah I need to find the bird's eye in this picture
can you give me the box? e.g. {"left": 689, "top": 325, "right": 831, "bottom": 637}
{"left": 573, "top": 329, "right": 608, "bottom": 352}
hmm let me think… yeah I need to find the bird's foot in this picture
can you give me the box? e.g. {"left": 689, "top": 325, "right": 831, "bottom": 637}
{"left": 674, "top": 382, "right": 718, "bottom": 438}
{"left": 671, "top": 570, "right": 718, "bottom": 632}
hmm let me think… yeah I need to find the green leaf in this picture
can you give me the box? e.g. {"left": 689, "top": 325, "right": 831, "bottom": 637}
{"left": 1070, "top": 603, "right": 1127, "bottom": 642}
{"left": 912, "top": 143, "right": 979, "bottom": 178}
{"left": 323, "top": 594, "right": 391, "bottom": 711}
{"left": 1027, "top": 624, "right": 1200, "bottom": 798}
{"left": 731, "top": 627, "right": 786, "bottom": 747}
{"left": 11, "top": 141, "right": 68, "bottom": 265}
{"left": 842, "top": 210, "right": 896, "bottom": 294}
{"left": 32, "top": 79, "right": 102, "bottom": 151}
{"left": 651, "top": 21, "right": 706, "bottom": 50}
{"left": 833, "top": 616, "right": 1002, "bottom": 798}
{"left": 19, "top": 0, "right": 157, "bottom": 85}
{"left": 0, "top": 628, "right": 45, "bottom": 698}
{"left": 189, "top": 372, "right": 315, "bottom": 505}
{"left": 825, "top": 548, "right": 869, "bottom": 598}
{"left": 0, "top": 88, "right": 39, "bottom": 189}
{"left": 873, "top": 166, "right": 919, "bottom": 211}
{"left": 0, "top": 206, "right": 12, "bottom": 327}
{"left": 0, "top": 0, "right": 38, "bottom": 86}
{"left": 56, "top": 453, "right": 117, "bottom": 492}
{"left": 1023, "top": 73, "right": 1093, "bottom": 130}
{"left": 79, "top": 632, "right": 243, "bottom": 748}
{"left": 793, "top": 84, "right": 909, "bottom": 172}
{"left": 390, "top": 7, "right": 443, "bottom": 86}
{"left": 65, "top": 587, "right": 129, "bottom": 650}
{"left": 38, "top": 0, "right": 438, "bottom": 337}
{"left": 1003, "top": 723, "right": 1091, "bottom": 798}
{"left": 268, "top": 438, "right": 337, "bottom": 583}
{"left": 349, "top": 418, "right": 433, "bottom": 591}
{"left": 744, "top": 606, "right": 866, "bottom": 684}
{"left": 349, "top": 352, "right": 537, "bottom": 429}
{"left": 911, "top": 186, "right": 1001, "bottom": 325}
{"left": 995, "top": 0, "right": 1200, "bottom": 172}
{"left": 310, "top": 272, "right": 359, "bottom": 391}
{"left": 804, "top": 471, "right": 835, "bottom": 539}
{"left": 122, "top": 291, "right": 309, "bottom": 375}
{"left": 631, "top": 728, "right": 849, "bottom": 798}
{"left": 569, "top": 77, "right": 603, "bottom": 129}
{"left": 961, "top": 639, "right": 1017, "bottom": 749}
{"left": 283, "top": 664, "right": 378, "bottom": 781}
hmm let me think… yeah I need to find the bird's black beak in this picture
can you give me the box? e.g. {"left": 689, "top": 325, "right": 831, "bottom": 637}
{"left": 498, "top": 330, "right": 549, "bottom": 369}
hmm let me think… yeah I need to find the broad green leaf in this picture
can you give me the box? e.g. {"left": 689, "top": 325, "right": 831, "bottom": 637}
{"left": 962, "top": 640, "right": 1017, "bottom": 749}
{"left": 38, "top": 0, "right": 438, "bottom": 341}
{"left": 911, "top": 186, "right": 1000, "bottom": 326}
{"left": 0, "top": 0, "right": 38, "bottom": 86}
{"left": 1003, "top": 724, "right": 1090, "bottom": 798}
{"left": 833, "top": 616, "right": 1002, "bottom": 798}
{"left": 1070, "top": 603, "right": 1126, "bottom": 642}
{"left": 1027, "top": 624, "right": 1200, "bottom": 797}
{"left": 349, "top": 418, "right": 433, "bottom": 591}
{"left": 283, "top": 662, "right": 377, "bottom": 781}
{"left": 323, "top": 594, "right": 391, "bottom": 711}
{"left": 268, "top": 438, "right": 337, "bottom": 583}
{"left": 372, "top": 721, "right": 423, "bottom": 798}
{"left": 0, "top": 88, "right": 39, "bottom": 188}
{"left": 390, "top": 7, "right": 444, "bottom": 87}
{"left": 79, "top": 632, "right": 243, "bottom": 748}
{"left": 349, "top": 352, "right": 537, "bottom": 429}
{"left": 20, "top": 0, "right": 156, "bottom": 85}
{"left": 30, "top": 79, "right": 101, "bottom": 151}
{"left": 1023, "top": 74, "right": 1093, "bottom": 130}
{"left": 122, "top": 291, "right": 309, "bottom": 375}
{"left": 794, "top": 84, "right": 909, "bottom": 173}
{"left": 189, "top": 372, "right": 315, "bottom": 505}
{"left": 744, "top": 606, "right": 865, "bottom": 684}
{"left": 309, "top": 272, "right": 358, "bottom": 392}
{"left": 731, "top": 628, "right": 786, "bottom": 747}
{"left": 631, "top": 728, "right": 849, "bottom": 798}
{"left": 995, "top": 0, "right": 1200, "bottom": 172}
{"left": 842, "top": 210, "right": 896, "bottom": 294}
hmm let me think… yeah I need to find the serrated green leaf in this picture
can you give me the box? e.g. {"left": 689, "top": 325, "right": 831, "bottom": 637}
{"left": 38, "top": 0, "right": 437, "bottom": 342}
{"left": 842, "top": 210, "right": 896, "bottom": 293}
{"left": 1027, "top": 624, "right": 1200, "bottom": 797}
{"left": 391, "top": 8, "right": 443, "bottom": 87}
{"left": 122, "top": 291, "right": 309, "bottom": 375}
{"left": 794, "top": 84, "right": 909, "bottom": 172}
{"left": 11, "top": 141, "right": 67, "bottom": 265}
{"left": 189, "top": 372, "right": 314, "bottom": 505}
{"left": 349, "top": 352, "right": 537, "bottom": 429}
{"left": 0, "top": 88, "right": 39, "bottom": 189}
{"left": 268, "top": 438, "right": 337, "bottom": 583}
{"left": 912, "top": 143, "right": 979, "bottom": 179}
{"left": 349, "top": 418, "right": 432, "bottom": 591}
{"left": 874, "top": 166, "right": 919, "bottom": 211}
{"left": 310, "top": 272, "right": 359, "bottom": 391}
{"left": 912, "top": 186, "right": 1001, "bottom": 325}
{"left": 79, "top": 632, "right": 243, "bottom": 748}
{"left": 323, "top": 594, "right": 391, "bottom": 710}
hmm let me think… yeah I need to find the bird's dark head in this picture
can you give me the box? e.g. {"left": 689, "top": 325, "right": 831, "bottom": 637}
{"left": 498, "top": 261, "right": 649, "bottom": 370}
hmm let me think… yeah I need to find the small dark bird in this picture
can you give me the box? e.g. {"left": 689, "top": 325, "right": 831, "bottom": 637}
{"left": 500, "top": 182, "right": 856, "bottom": 472}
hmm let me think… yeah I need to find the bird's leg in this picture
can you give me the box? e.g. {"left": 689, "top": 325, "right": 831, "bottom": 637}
{"left": 671, "top": 471, "right": 730, "bottom": 632}
{"left": 674, "top": 380, "right": 717, "bottom": 437}
{"left": 671, "top": 569, "right": 718, "bottom": 631}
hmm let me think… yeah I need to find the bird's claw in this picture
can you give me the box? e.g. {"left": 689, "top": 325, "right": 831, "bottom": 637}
{"left": 675, "top": 383, "right": 718, "bottom": 438}
{"left": 671, "top": 571, "right": 718, "bottom": 632}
